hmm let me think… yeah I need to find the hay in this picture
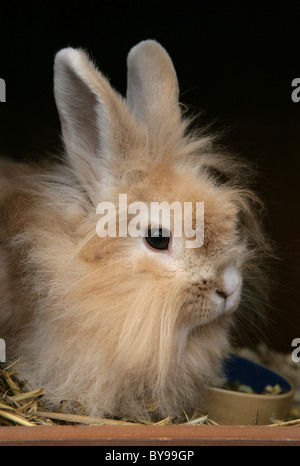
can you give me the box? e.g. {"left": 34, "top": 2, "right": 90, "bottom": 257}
{"left": 1, "top": 353, "right": 299, "bottom": 427}
{"left": 0, "top": 359, "right": 214, "bottom": 427}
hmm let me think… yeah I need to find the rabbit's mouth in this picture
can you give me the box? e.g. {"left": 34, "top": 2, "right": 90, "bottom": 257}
{"left": 180, "top": 267, "right": 243, "bottom": 326}
{"left": 180, "top": 297, "right": 240, "bottom": 327}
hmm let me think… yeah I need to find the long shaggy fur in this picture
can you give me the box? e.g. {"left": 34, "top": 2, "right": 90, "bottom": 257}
{"left": 0, "top": 41, "right": 271, "bottom": 420}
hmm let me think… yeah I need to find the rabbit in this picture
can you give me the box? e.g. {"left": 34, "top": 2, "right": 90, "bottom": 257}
{"left": 0, "top": 40, "right": 270, "bottom": 420}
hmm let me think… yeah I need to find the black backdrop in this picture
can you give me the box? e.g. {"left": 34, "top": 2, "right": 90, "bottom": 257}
{"left": 0, "top": 2, "right": 299, "bottom": 352}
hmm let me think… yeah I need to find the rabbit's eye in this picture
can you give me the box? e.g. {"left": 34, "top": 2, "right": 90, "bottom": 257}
{"left": 145, "top": 227, "right": 170, "bottom": 251}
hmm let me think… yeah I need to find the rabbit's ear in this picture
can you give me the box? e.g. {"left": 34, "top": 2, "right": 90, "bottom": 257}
{"left": 126, "top": 40, "right": 182, "bottom": 132}
{"left": 54, "top": 48, "right": 144, "bottom": 203}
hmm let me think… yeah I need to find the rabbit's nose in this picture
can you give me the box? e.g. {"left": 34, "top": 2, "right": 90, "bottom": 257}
{"left": 216, "top": 289, "right": 229, "bottom": 299}
{"left": 221, "top": 264, "right": 241, "bottom": 296}
{"left": 216, "top": 264, "right": 242, "bottom": 314}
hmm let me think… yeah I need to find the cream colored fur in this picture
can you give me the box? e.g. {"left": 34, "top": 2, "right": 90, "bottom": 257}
{"left": 0, "top": 40, "right": 270, "bottom": 420}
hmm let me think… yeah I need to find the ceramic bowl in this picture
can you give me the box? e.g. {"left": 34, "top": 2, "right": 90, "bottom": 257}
{"left": 204, "top": 354, "right": 295, "bottom": 425}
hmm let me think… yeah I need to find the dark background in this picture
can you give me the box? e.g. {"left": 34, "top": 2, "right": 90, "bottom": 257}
{"left": 0, "top": 2, "right": 299, "bottom": 352}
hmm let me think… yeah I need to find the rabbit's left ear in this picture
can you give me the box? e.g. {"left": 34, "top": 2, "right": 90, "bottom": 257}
{"left": 54, "top": 48, "right": 145, "bottom": 204}
{"left": 126, "top": 40, "right": 182, "bottom": 133}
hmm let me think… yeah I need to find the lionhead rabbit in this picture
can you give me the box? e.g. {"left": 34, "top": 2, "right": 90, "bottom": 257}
{"left": 0, "top": 40, "right": 269, "bottom": 420}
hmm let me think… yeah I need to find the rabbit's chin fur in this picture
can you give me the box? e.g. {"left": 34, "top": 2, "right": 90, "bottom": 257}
{"left": 0, "top": 41, "right": 270, "bottom": 421}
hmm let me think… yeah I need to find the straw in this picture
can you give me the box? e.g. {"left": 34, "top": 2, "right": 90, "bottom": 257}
{"left": 1, "top": 359, "right": 299, "bottom": 427}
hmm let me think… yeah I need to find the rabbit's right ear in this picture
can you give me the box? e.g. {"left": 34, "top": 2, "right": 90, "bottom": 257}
{"left": 54, "top": 48, "right": 144, "bottom": 204}
{"left": 126, "top": 40, "right": 182, "bottom": 134}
